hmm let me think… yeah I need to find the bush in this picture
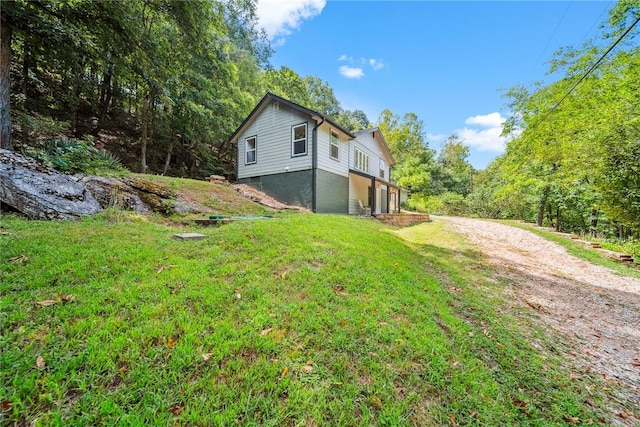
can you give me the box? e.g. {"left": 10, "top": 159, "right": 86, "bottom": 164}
{"left": 26, "top": 137, "right": 128, "bottom": 176}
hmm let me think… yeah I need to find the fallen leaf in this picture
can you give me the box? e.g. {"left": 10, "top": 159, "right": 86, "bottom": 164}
{"left": 269, "top": 312, "right": 276, "bottom": 318}
{"left": 369, "top": 352, "right": 378, "bottom": 357}
{"left": 301, "top": 365, "right": 313, "bottom": 372}
{"left": 468, "top": 332, "right": 474, "bottom": 337}
{"left": 61, "top": 294, "right": 76, "bottom": 303}
{"left": 234, "top": 289, "right": 241, "bottom": 300}
{"left": 563, "top": 415, "right": 579, "bottom": 424}
{"left": 370, "top": 395, "right": 382, "bottom": 409}
{"left": 586, "top": 419, "right": 594, "bottom": 425}
{"left": 260, "top": 328, "right": 273, "bottom": 336}
{"left": 334, "top": 286, "right": 348, "bottom": 296}
{"left": 449, "top": 413, "right": 457, "bottom": 426}
{"left": 280, "top": 367, "right": 289, "bottom": 377}
{"left": 37, "top": 300, "right": 58, "bottom": 307}
{"left": 339, "top": 318, "right": 347, "bottom": 326}
{"left": 306, "top": 359, "right": 313, "bottom": 365}
{"left": 118, "top": 364, "right": 128, "bottom": 372}
{"left": 36, "top": 355, "right": 46, "bottom": 368}
{"left": 9, "top": 255, "right": 27, "bottom": 264}
{"left": 332, "top": 382, "right": 343, "bottom": 386}
{"left": 378, "top": 322, "right": 389, "bottom": 326}
{"left": 156, "top": 264, "right": 176, "bottom": 274}
{"left": 167, "top": 338, "right": 176, "bottom": 348}
{"left": 512, "top": 399, "right": 527, "bottom": 408}
{"left": 202, "top": 353, "right": 212, "bottom": 361}
{"left": 170, "top": 404, "right": 184, "bottom": 416}
{"left": 496, "top": 343, "right": 505, "bottom": 350}
{"left": 270, "top": 358, "right": 279, "bottom": 363}
{"left": 0, "top": 399, "right": 12, "bottom": 412}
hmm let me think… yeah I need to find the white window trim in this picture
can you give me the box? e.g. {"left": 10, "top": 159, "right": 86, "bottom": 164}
{"left": 379, "top": 158, "right": 385, "bottom": 178}
{"left": 245, "top": 136, "right": 256, "bottom": 165}
{"left": 355, "top": 148, "right": 369, "bottom": 173}
{"left": 291, "top": 123, "right": 307, "bottom": 157}
{"left": 330, "top": 129, "right": 340, "bottom": 161}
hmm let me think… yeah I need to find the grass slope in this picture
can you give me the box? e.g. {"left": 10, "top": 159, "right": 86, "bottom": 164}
{"left": 1, "top": 211, "right": 609, "bottom": 425}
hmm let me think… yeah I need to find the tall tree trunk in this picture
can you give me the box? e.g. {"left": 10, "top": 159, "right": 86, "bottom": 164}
{"left": 21, "top": 37, "right": 29, "bottom": 146}
{"left": 536, "top": 186, "right": 549, "bottom": 226}
{"left": 555, "top": 207, "right": 561, "bottom": 231}
{"left": 140, "top": 93, "right": 150, "bottom": 173}
{"left": 162, "top": 140, "right": 173, "bottom": 175}
{"left": 590, "top": 209, "right": 599, "bottom": 237}
{"left": 98, "top": 67, "right": 112, "bottom": 123}
{"left": 0, "top": 16, "right": 13, "bottom": 151}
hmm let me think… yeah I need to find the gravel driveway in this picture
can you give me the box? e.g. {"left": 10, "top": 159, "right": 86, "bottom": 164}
{"left": 439, "top": 216, "right": 640, "bottom": 422}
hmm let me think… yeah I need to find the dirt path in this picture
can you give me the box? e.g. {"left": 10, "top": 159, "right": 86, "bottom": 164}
{"left": 439, "top": 216, "right": 640, "bottom": 421}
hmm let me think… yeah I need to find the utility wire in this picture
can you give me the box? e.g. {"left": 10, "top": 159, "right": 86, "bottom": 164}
{"left": 533, "top": 13, "right": 640, "bottom": 130}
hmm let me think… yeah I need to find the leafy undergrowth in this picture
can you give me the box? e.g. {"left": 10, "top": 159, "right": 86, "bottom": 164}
{"left": 1, "top": 213, "right": 608, "bottom": 425}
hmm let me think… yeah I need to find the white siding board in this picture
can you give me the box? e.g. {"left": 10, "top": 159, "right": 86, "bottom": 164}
{"left": 316, "top": 123, "right": 349, "bottom": 177}
{"left": 350, "top": 132, "right": 393, "bottom": 179}
{"left": 237, "top": 103, "right": 313, "bottom": 179}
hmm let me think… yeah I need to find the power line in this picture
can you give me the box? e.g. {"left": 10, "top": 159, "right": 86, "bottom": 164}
{"left": 533, "top": 13, "right": 640, "bottom": 130}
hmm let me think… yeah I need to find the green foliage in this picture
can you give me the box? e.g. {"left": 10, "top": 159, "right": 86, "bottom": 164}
{"left": 27, "top": 137, "right": 127, "bottom": 175}
{"left": 432, "top": 135, "right": 473, "bottom": 196}
{"left": 477, "top": 2, "right": 640, "bottom": 237}
{"left": 260, "top": 66, "right": 370, "bottom": 133}
{"left": 3, "top": 0, "right": 269, "bottom": 178}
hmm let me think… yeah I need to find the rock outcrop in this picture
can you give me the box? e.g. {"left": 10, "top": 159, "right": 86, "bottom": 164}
{"left": 0, "top": 149, "right": 103, "bottom": 220}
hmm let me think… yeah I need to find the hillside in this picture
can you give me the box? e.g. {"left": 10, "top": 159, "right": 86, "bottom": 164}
{"left": 2, "top": 176, "right": 636, "bottom": 425}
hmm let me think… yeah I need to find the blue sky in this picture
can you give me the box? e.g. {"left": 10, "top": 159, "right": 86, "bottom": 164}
{"left": 256, "top": 1, "right": 614, "bottom": 169}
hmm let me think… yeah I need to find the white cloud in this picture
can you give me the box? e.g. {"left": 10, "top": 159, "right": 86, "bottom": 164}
{"left": 455, "top": 112, "right": 507, "bottom": 152}
{"left": 256, "top": 0, "right": 326, "bottom": 42}
{"left": 465, "top": 112, "right": 504, "bottom": 128}
{"left": 338, "top": 55, "right": 384, "bottom": 78}
{"left": 368, "top": 58, "right": 384, "bottom": 71}
{"left": 339, "top": 65, "right": 365, "bottom": 79}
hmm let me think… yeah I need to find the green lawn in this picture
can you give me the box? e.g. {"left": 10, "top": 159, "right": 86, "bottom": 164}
{"left": 0, "top": 212, "right": 614, "bottom": 425}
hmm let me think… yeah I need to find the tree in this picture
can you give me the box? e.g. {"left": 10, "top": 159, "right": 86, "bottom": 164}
{"left": 376, "top": 109, "right": 435, "bottom": 193}
{"left": 432, "top": 134, "right": 473, "bottom": 195}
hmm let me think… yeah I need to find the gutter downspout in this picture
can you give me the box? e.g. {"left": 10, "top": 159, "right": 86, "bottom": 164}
{"left": 312, "top": 116, "right": 325, "bottom": 213}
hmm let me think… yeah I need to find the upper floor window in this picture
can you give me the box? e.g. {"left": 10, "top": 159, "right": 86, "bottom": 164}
{"left": 245, "top": 136, "right": 256, "bottom": 164}
{"left": 379, "top": 159, "right": 385, "bottom": 178}
{"left": 330, "top": 130, "right": 339, "bottom": 160}
{"left": 355, "top": 148, "right": 369, "bottom": 173}
{"left": 292, "top": 123, "right": 307, "bottom": 156}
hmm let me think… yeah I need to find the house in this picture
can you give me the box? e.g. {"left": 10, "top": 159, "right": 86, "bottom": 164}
{"left": 229, "top": 93, "right": 401, "bottom": 214}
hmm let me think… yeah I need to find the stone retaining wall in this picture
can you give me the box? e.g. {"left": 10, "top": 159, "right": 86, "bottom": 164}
{"left": 375, "top": 213, "right": 430, "bottom": 226}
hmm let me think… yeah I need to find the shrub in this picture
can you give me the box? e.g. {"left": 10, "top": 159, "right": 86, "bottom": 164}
{"left": 26, "top": 137, "right": 128, "bottom": 176}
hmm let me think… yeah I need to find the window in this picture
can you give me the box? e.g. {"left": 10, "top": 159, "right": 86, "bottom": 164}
{"left": 379, "top": 159, "right": 385, "bottom": 178}
{"left": 245, "top": 136, "right": 256, "bottom": 164}
{"left": 292, "top": 123, "right": 307, "bottom": 156}
{"left": 355, "top": 148, "right": 369, "bottom": 172}
{"left": 330, "top": 130, "right": 339, "bottom": 160}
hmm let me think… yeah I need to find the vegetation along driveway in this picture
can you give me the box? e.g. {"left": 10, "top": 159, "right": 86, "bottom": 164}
{"left": 439, "top": 216, "right": 640, "bottom": 417}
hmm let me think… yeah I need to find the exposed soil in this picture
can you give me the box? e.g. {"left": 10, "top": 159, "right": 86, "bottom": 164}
{"left": 439, "top": 216, "right": 640, "bottom": 424}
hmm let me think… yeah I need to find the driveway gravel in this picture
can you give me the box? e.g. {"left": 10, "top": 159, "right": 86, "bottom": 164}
{"left": 439, "top": 216, "right": 640, "bottom": 424}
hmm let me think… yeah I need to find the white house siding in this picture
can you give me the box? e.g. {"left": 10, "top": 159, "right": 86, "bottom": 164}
{"left": 237, "top": 102, "right": 313, "bottom": 179}
{"left": 349, "top": 131, "right": 393, "bottom": 180}
{"left": 316, "top": 123, "right": 350, "bottom": 177}
{"left": 347, "top": 131, "right": 395, "bottom": 214}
